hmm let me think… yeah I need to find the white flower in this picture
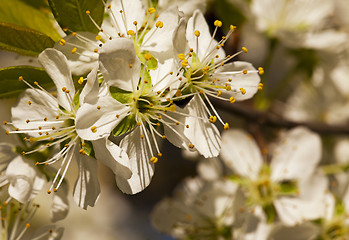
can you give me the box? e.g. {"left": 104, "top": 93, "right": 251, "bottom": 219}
{"left": 76, "top": 38, "right": 196, "bottom": 194}
{"left": 55, "top": 0, "right": 181, "bottom": 75}
{"left": 220, "top": 127, "right": 328, "bottom": 226}
{"left": 6, "top": 48, "right": 131, "bottom": 209}
{"left": 152, "top": 177, "right": 241, "bottom": 240}
{"left": 170, "top": 10, "right": 262, "bottom": 156}
{"left": 156, "top": 0, "right": 207, "bottom": 17}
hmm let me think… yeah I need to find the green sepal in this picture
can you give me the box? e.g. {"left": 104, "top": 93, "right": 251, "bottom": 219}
{"left": 278, "top": 180, "right": 298, "bottom": 195}
{"left": 139, "top": 52, "right": 158, "bottom": 70}
{"left": 0, "top": 0, "right": 61, "bottom": 41}
{"left": 112, "top": 115, "right": 137, "bottom": 137}
{"left": 0, "top": 66, "right": 53, "bottom": 98}
{"left": 110, "top": 86, "right": 133, "bottom": 104}
{"left": 263, "top": 204, "right": 277, "bottom": 224}
{"left": 82, "top": 140, "right": 95, "bottom": 158}
{"left": 48, "top": 0, "right": 105, "bottom": 34}
{"left": 335, "top": 200, "right": 346, "bottom": 217}
{"left": 73, "top": 89, "right": 81, "bottom": 110}
{"left": 138, "top": 66, "right": 152, "bottom": 94}
{"left": 0, "top": 22, "right": 55, "bottom": 56}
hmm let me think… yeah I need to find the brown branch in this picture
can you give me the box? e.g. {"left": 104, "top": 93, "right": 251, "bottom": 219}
{"left": 214, "top": 100, "right": 349, "bottom": 135}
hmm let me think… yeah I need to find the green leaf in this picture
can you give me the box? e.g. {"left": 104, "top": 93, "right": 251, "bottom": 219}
{"left": 0, "top": 22, "right": 55, "bottom": 56}
{"left": 263, "top": 204, "right": 277, "bottom": 224}
{"left": 48, "top": 0, "right": 105, "bottom": 34}
{"left": 0, "top": 0, "right": 61, "bottom": 41}
{"left": 278, "top": 180, "right": 298, "bottom": 195}
{"left": 0, "top": 66, "right": 53, "bottom": 98}
{"left": 110, "top": 86, "right": 133, "bottom": 104}
{"left": 82, "top": 140, "right": 95, "bottom": 158}
{"left": 138, "top": 52, "right": 158, "bottom": 70}
{"left": 73, "top": 89, "right": 81, "bottom": 110}
{"left": 112, "top": 115, "right": 137, "bottom": 137}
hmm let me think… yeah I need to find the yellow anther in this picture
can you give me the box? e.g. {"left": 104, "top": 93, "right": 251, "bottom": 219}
{"left": 78, "top": 77, "right": 84, "bottom": 85}
{"left": 158, "top": 153, "right": 162, "bottom": 157}
{"left": 25, "top": 223, "right": 30, "bottom": 228}
{"left": 229, "top": 96, "right": 236, "bottom": 103}
{"left": 18, "top": 76, "right": 23, "bottom": 81}
{"left": 155, "top": 21, "right": 164, "bottom": 28}
{"left": 53, "top": 188, "right": 57, "bottom": 192}
{"left": 62, "top": 87, "right": 67, "bottom": 92}
{"left": 220, "top": 62, "right": 224, "bottom": 66}
{"left": 44, "top": 117, "right": 47, "bottom": 121}
{"left": 71, "top": 47, "right": 77, "bottom": 54}
{"left": 243, "top": 69, "right": 248, "bottom": 74}
{"left": 242, "top": 47, "right": 248, "bottom": 53}
{"left": 214, "top": 20, "right": 222, "bottom": 27}
{"left": 28, "top": 101, "right": 32, "bottom": 105}
{"left": 81, "top": 142, "right": 86, "bottom": 147}
{"left": 186, "top": 124, "right": 189, "bottom": 128}
{"left": 96, "top": 35, "right": 102, "bottom": 41}
{"left": 148, "top": 7, "right": 156, "bottom": 14}
{"left": 230, "top": 25, "right": 237, "bottom": 30}
{"left": 116, "top": 114, "right": 120, "bottom": 118}
{"left": 224, "top": 122, "right": 229, "bottom": 130}
{"left": 175, "top": 89, "right": 182, "bottom": 97}
{"left": 257, "top": 83, "right": 264, "bottom": 91}
{"left": 157, "top": 115, "right": 162, "bottom": 119}
{"left": 140, "top": 134, "right": 145, "bottom": 139}
{"left": 26, "top": 119, "right": 30, "bottom": 123}
{"left": 137, "top": 122, "right": 141, "bottom": 126}
{"left": 169, "top": 105, "right": 176, "bottom": 112}
{"left": 188, "top": 144, "right": 195, "bottom": 149}
{"left": 72, "top": 32, "right": 77, "bottom": 36}
{"left": 133, "top": 21, "right": 138, "bottom": 25}
{"left": 93, "top": 49, "right": 98, "bottom": 53}
{"left": 240, "top": 88, "right": 246, "bottom": 95}
{"left": 59, "top": 39, "right": 66, "bottom": 46}
{"left": 91, "top": 126, "right": 97, "bottom": 133}
{"left": 65, "top": 89, "right": 70, "bottom": 93}
{"left": 189, "top": 48, "right": 194, "bottom": 52}
{"left": 258, "top": 67, "right": 264, "bottom": 75}
{"left": 22, "top": 151, "right": 25, "bottom": 155}
{"left": 217, "top": 90, "right": 222, "bottom": 97}
{"left": 52, "top": 126, "right": 56, "bottom": 130}
{"left": 107, "top": 4, "right": 111, "bottom": 8}
{"left": 56, "top": 115, "right": 60, "bottom": 119}
{"left": 97, "top": 106, "right": 101, "bottom": 110}
{"left": 178, "top": 53, "right": 185, "bottom": 60}
{"left": 150, "top": 157, "right": 158, "bottom": 163}
{"left": 226, "top": 85, "right": 231, "bottom": 91}
{"left": 228, "top": 78, "right": 232, "bottom": 82}
{"left": 209, "top": 116, "right": 217, "bottom": 123}
{"left": 127, "top": 30, "right": 135, "bottom": 36}
{"left": 129, "top": 64, "right": 133, "bottom": 68}
{"left": 3, "top": 121, "right": 7, "bottom": 125}
{"left": 47, "top": 190, "right": 51, "bottom": 194}
{"left": 85, "top": 10, "right": 90, "bottom": 15}
{"left": 181, "top": 59, "right": 188, "bottom": 67}
{"left": 162, "top": 135, "right": 166, "bottom": 139}
{"left": 194, "top": 30, "right": 200, "bottom": 37}
{"left": 144, "top": 53, "right": 152, "bottom": 61}
{"left": 35, "top": 162, "right": 39, "bottom": 165}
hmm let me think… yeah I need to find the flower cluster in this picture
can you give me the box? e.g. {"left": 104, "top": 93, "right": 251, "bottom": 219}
{"left": 0, "top": 0, "right": 263, "bottom": 237}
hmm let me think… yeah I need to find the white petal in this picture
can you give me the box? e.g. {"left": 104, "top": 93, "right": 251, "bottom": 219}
{"left": 118, "top": 127, "right": 155, "bottom": 194}
{"left": 214, "top": 61, "right": 261, "bottom": 101}
{"left": 54, "top": 32, "right": 99, "bottom": 76}
{"left": 92, "top": 138, "right": 132, "bottom": 179}
{"left": 79, "top": 68, "right": 99, "bottom": 105}
{"left": 142, "top": 7, "right": 180, "bottom": 60}
{"left": 75, "top": 94, "right": 129, "bottom": 140}
{"left": 6, "top": 156, "right": 46, "bottom": 203}
{"left": 73, "top": 152, "right": 100, "bottom": 209}
{"left": 182, "top": 95, "right": 221, "bottom": 158}
{"left": 271, "top": 127, "right": 321, "bottom": 182}
{"left": 220, "top": 129, "right": 263, "bottom": 179}
{"left": 172, "top": 18, "right": 188, "bottom": 57}
{"left": 186, "top": 10, "right": 225, "bottom": 61}
{"left": 38, "top": 48, "right": 75, "bottom": 111}
{"left": 99, "top": 38, "right": 141, "bottom": 91}
{"left": 197, "top": 157, "right": 223, "bottom": 181}
{"left": 104, "top": 0, "right": 145, "bottom": 36}
{"left": 150, "top": 58, "right": 180, "bottom": 93}
{"left": 11, "top": 89, "right": 63, "bottom": 138}
{"left": 51, "top": 181, "right": 69, "bottom": 222}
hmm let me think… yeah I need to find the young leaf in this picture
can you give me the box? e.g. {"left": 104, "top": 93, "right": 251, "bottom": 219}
{"left": 48, "top": 0, "right": 104, "bottom": 34}
{"left": 0, "top": 66, "right": 54, "bottom": 98}
{"left": 112, "top": 115, "right": 137, "bottom": 137}
{"left": 0, "top": 0, "right": 61, "bottom": 41}
{"left": 0, "top": 22, "right": 55, "bottom": 56}
{"left": 110, "top": 86, "right": 133, "bottom": 104}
